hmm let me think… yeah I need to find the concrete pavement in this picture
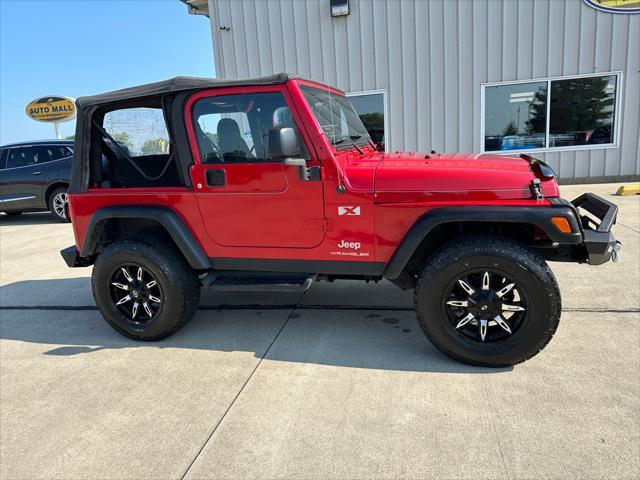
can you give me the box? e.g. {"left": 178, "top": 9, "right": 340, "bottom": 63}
{"left": 1, "top": 183, "right": 638, "bottom": 479}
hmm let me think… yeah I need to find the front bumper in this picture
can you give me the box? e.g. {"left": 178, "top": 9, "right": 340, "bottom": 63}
{"left": 571, "top": 193, "right": 621, "bottom": 265}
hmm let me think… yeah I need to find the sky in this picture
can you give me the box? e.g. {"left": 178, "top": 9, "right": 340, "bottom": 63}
{"left": 0, "top": 0, "right": 214, "bottom": 144}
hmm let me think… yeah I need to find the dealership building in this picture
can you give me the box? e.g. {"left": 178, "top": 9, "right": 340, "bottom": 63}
{"left": 182, "top": 0, "right": 640, "bottom": 183}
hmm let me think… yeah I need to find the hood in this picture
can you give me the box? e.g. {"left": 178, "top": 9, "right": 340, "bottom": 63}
{"left": 373, "top": 152, "right": 559, "bottom": 201}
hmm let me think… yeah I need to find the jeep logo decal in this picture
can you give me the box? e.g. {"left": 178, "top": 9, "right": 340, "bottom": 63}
{"left": 338, "top": 240, "right": 361, "bottom": 250}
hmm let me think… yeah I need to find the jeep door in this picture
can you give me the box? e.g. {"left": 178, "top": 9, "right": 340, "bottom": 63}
{"left": 188, "top": 86, "right": 325, "bottom": 248}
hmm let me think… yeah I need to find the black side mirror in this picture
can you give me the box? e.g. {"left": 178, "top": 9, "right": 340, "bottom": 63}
{"left": 268, "top": 127, "right": 300, "bottom": 159}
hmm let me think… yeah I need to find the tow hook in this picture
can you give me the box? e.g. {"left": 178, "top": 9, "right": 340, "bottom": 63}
{"left": 611, "top": 241, "right": 622, "bottom": 262}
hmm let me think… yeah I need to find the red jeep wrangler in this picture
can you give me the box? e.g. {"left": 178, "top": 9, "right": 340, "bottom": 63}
{"left": 61, "top": 74, "right": 621, "bottom": 366}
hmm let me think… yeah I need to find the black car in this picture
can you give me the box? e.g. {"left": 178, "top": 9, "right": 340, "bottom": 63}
{"left": 0, "top": 140, "right": 74, "bottom": 222}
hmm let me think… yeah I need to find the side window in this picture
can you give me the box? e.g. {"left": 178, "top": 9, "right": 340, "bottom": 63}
{"left": 0, "top": 148, "right": 7, "bottom": 169}
{"left": 97, "top": 106, "right": 181, "bottom": 188}
{"left": 28, "top": 145, "right": 71, "bottom": 164}
{"left": 6, "top": 146, "right": 38, "bottom": 169}
{"left": 103, "top": 107, "right": 170, "bottom": 156}
{"left": 193, "top": 92, "right": 309, "bottom": 164}
{"left": 45, "top": 145, "right": 73, "bottom": 161}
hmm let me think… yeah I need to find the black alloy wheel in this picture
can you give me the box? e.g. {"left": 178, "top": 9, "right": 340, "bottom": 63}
{"left": 415, "top": 235, "right": 561, "bottom": 367}
{"left": 442, "top": 269, "right": 527, "bottom": 343}
{"left": 109, "top": 264, "right": 163, "bottom": 323}
{"left": 92, "top": 238, "right": 200, "bottom": 341}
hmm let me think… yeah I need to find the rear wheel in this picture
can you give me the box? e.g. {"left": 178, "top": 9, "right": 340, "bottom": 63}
{"left": 415, "top": 235, "right": 561, "bottom": 367}
{"left": 48, "top": 187, "right": 70, "bottom": 223}
{"left": 92, "top": 239, "right": 201, "bottom": 340}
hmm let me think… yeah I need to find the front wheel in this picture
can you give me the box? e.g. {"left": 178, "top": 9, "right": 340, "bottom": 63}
{"left": 415, "top": 235, "right": 561, "bottom": 367}
{"left": 92, "top": 239, "right": 201, "bottom": 341}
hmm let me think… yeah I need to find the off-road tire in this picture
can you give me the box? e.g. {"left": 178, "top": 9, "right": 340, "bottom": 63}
{"left": 48, "top": 187, "right": 70, "bottom": 223}
{"left": 415, "top": 235, "right": 561, "bottom": 367}
{"left": 92, "top": 238, "right": 201, "bottom": 341}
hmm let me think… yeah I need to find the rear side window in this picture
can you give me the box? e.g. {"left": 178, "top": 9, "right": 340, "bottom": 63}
{"left": 6, "top": 146, "right": 38, "bottom": 168}
{"left": 103, "top": 107, "right": 170, "bottom": 155}
{"left": 95, "top": 106, "right": 182, "bottom": 188}
{"left": 36, "top": 145, "right": 72, "bottom": 162}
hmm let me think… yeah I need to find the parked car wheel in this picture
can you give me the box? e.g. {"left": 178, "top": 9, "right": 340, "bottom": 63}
{"left": 48, "top": 187, "right": 70, "bottom": 222}
{"left": 414, "top": 235, "right": 561, "bottom": 367}
{"left": 92, "top": 239, "right": 201, "bottom": 341}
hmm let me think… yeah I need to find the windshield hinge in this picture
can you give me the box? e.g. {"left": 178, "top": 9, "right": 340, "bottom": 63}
{"left": 530, "top": 179, "right": 543, "bottom": 200}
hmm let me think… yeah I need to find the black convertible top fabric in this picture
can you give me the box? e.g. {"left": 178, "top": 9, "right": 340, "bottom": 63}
{"left": 69, "top": 74, "right": 294, "bottom": 193}
{"left": 76, "top": 74, "right": 292, "bottom": 108}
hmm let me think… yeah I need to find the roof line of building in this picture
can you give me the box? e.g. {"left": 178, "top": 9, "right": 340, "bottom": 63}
{"left": 179, "top": 0, "right": 209, "bottom": 18}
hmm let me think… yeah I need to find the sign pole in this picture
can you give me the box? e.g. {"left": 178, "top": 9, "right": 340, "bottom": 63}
{"left": 54, "top": 122, "right": 61, "bottom": 139}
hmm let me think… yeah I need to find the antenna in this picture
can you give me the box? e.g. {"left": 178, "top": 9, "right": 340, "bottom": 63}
{"left": 319, "top": 31, "right": 346, "bottom": 194}
{"left": 328, "top": 85, "right": 346, "bottom": 194}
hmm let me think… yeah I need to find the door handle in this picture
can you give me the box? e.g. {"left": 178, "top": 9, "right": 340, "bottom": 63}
{"left": 283, "top": 158, "right": 307, "bottom": 167}
{"left": 206, "top": 169, "right": 226, "bottom": 187}
{"left": 32, "top": 171, "right": 43, "bottom": 175}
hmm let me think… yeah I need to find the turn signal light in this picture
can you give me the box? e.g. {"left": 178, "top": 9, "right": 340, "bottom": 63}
{"left": 551, "top": 216, "right": 572, "bottom": 234}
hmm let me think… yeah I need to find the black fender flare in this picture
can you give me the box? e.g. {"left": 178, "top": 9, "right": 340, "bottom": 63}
{"left": 79, "top": 205, "right": 211, "bottom": 270}
{"left": 383, "top": 205, "right": 582, "bottom": 279}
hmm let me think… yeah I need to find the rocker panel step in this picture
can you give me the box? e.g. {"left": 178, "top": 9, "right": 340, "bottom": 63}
{"left": 203, "top": 272, "right": 316, "bottom": 292}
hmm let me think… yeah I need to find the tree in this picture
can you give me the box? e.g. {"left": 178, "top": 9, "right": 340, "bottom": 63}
{"left": 111, "top": 132, "right": 132, "bottom": 149}
{"left": 65, "top": 134, "right": 75, "bottom": 140}
{"left": 141, "top": 138, "right": 169, "bottom": 155}
{"left": 502, "top": 120, "right": 518, "bottom": 136}
{"left": 358, "top": 113, "right": 385, "bottom": 150}
{"left": 549, "top": 77, "right": 613, "bottom": 133}
{"left": 526, "top": 77, "right": 614, "bottom": 135}
{"left": 205, "top": 132, "right": 219, "bottom": 145}
{"left": 525, "top": 85, "right": 548, "bottom": 135}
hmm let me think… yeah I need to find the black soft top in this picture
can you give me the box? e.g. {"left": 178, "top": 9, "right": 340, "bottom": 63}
{"left": 76, "top": 74, "right": 293, "bottom": 108}
{"left": 69, "top": 74, "right": 298, "bottom": 192}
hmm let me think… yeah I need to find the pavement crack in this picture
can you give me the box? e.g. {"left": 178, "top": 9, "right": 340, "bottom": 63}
{"left": 1, "top": 305, "right": 639, "bottom": 313}
{"left": 178, "top": 300, "right": 301, "bottom": 480}
{"left": 616, "top": 222, "right": 640, "bottom": 234}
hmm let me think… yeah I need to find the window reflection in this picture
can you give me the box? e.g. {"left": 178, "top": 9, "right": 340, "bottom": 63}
{"left": 483, "top": 75, "right": 618, "bottom": 152}
{"left": 348, "top": 93, "right": 386, "bottom": 152}
{"left": 549, "top": 76, "right": 616, "bottom": 147}
{"left": 484, "top": 82, "right": 547, "bottom": 152}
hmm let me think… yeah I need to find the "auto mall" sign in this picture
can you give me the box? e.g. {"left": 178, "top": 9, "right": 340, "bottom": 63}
{"left": 25, "top": 96, "right": 76, "bottom": 123}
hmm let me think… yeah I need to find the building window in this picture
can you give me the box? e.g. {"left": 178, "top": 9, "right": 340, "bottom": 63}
{"left": 347, "top": 90, "right": 388, "bottom": 152}
{"left": 482, "top": 73, "right": 620, "bottom": 153}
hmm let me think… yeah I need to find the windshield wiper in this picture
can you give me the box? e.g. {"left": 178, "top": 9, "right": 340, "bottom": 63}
{"left": 332, "top": 135, "right": 363, "bottom": 154}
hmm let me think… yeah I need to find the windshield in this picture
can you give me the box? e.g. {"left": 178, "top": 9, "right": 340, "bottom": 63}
{"left": 300, "top": 85, "right": 372, "bottom": 147}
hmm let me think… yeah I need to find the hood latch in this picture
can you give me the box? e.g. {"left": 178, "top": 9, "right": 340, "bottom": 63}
{"left": 530, "top": 179, "right": 543, "bottom": 200}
